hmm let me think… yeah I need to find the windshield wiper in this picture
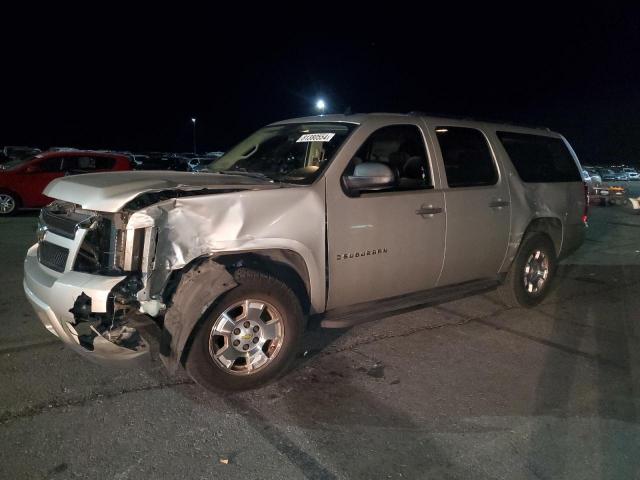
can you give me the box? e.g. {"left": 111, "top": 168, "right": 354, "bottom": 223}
{"left": 217, "top": 169, "right": 274, "bottom": 182}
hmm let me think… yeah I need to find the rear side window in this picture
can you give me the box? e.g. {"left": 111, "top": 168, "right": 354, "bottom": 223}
{"left": 37, "top": 157, "right": 62, "bottom": 172}
{"left": 497, "top": 132, "right": 581, "bottom": 183}
{"left": 435, "top": 127, "right": 498, "bottom": 188}
{"left": 62, "top": 156, "right": 116, "bottom": 171}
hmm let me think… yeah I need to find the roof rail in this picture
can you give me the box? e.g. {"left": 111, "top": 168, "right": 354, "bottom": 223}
{"left": 406, "top": 111, "right": 551, "bottom": 131}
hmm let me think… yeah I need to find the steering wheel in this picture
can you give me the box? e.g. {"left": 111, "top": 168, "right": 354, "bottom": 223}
{"left": 281, "top": 166, "right": 319, "bottom": 181}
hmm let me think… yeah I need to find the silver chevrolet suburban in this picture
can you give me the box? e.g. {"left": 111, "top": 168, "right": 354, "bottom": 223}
{"left": 23, "top": 113, "right": 587, "bottom": 390}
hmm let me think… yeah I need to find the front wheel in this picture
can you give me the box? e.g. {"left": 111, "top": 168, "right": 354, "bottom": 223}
{"left": 186, "top": 268, "right": 303, "bottom": 391}
{"left": 499, "top": 233, "right": 557, "bottom": 307}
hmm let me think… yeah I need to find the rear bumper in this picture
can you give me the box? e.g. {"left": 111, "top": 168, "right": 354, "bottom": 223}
{"left": 23, "top": 244, "right": 151, "bottom": 365}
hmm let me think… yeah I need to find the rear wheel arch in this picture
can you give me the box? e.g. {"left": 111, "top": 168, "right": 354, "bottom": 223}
{"left": 521, "top": 217, "right": 562, "bottom": 258}
{"left": 499, "top": 231, "right": 557, "bottom": 307}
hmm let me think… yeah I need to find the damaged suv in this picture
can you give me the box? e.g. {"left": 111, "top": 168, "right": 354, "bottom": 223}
{"left": 23, "top": 113, "right": 587, "bottom": 390}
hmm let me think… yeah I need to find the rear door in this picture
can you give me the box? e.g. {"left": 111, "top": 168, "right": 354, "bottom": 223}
{"left": 495, "top": 131, "right": 586, "bottom": 256}
{"left": 428, "top": 125, "right": 511, "bottom": 285}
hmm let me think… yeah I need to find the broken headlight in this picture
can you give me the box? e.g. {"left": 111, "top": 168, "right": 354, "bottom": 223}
{"left": 74, "top": 211, "right": 148, "bottom": 275}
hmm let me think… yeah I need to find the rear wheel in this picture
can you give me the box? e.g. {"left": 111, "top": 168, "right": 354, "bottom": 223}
{"left": 0, "top": 192, "right": 19, "bottom": 216}
{"left": 499, "top": 233, "right": 557, "bottom": 307}
{"left": 186, "top": 268, "right": 303, "bottom": 391}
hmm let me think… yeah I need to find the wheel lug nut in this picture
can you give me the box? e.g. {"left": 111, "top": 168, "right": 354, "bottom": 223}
{"left": 233, "top": 339, "right": 240, "bottom": 347}
{"left": 252, "top": 337, "right": 259, "bottom": 344}
{"left": 253, "top": 325, "right": 259, "bottom": 332}
{"left": 243, "top": 321, "right": 250, "bottom": 328}
{"left": 243, "top": 344, "right": 249, "bottom": 350}
{"left": 233, "top": 328, "right": 241, "bottom": 335}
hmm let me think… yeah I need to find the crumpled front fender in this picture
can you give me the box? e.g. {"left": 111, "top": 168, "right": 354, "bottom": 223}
{"left": 160, "top": 258, "right": 237, "bottom": 373}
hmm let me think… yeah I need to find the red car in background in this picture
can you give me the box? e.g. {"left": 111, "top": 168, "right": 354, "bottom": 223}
{"left": 0, "top": 150, "right": 131, "bottom": 215}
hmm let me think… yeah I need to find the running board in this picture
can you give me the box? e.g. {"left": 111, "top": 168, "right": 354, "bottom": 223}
{"left": 319, "top": 278, "right": 500, "bottom": 329}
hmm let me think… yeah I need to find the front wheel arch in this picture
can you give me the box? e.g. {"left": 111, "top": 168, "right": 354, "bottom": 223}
{"left": 184, "top": 267, "right": 304, "bottom": 391}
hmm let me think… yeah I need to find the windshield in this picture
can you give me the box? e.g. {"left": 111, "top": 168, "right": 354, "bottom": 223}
{"left": 208, "top": 122, "right": 357, "bottom": 183}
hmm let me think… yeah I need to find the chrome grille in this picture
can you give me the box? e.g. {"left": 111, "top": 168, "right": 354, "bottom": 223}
{"left": 38, "top": 241, "right": 69, "bottom": 272}
{"left": 40, "top": 203, "right": 95, "bottom": 239}
{"left": 40, "top": 208, "right": 78, "bottom": 239}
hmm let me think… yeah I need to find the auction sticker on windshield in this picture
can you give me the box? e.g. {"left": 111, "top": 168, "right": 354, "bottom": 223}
{"left": 297, "top": 133, "right": 335, "bottom": 142}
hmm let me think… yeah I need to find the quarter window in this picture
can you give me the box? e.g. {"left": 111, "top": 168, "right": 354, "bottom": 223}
{"left": 435, "top": 127, "right": 498, "bottom": 188}
{"left": 496, "top": 132, "right": 581, "bottom": 183}
{"left": 93, "top": 156, "right": 116, "bottom": 169}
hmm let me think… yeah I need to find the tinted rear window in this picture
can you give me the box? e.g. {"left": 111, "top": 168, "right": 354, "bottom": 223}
{"left": 435, "top": 127, "right": 498, "bottom": 188}
{"left": 497, "top": 132, "right": 580, "bottom": 183}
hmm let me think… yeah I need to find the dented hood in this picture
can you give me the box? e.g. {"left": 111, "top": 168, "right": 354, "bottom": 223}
{"left": 44, "top": 170, "right": 280, "bottom": 212}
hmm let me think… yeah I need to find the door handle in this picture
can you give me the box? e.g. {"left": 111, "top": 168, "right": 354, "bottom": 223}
{"left": 415, "top": 206, "right": 443, "bottom": 216}
{"left": 488, "top": 200, "right": 510, "bottom": 208}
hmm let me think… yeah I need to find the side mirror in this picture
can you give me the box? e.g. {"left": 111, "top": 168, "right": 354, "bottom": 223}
{"left": 344, "top": 162, "right": 395, "bottom": 192}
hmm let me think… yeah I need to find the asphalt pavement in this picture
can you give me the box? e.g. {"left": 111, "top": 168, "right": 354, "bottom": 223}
{"left": 1, "top": 184, "right": 639, "bottom": 479}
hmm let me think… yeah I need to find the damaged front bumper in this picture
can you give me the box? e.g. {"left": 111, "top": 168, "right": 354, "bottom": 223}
{"left": 23, "top": 244, "right": 154, "bottom": 364}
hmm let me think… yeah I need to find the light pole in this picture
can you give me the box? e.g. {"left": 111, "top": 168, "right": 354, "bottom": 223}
{"left": 315, "top": 99, "right": 326, "bottom": 115}
{"left": 191, "top": 117, "right": 197, "bottom": 154}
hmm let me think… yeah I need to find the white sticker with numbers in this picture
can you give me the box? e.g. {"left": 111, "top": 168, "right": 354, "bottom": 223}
{"left": 296, "top": 133, "right": 335, "bottom": 142}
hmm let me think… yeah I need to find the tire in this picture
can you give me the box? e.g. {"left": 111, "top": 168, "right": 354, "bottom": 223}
{"left": 498, "top": 233, "right": 557, "bottom": 308}
{"left": 0, "top": 192, "right": 19, "bottom": 216}
{"left": 186, "top": 268, "right": 304, "bottom": 391}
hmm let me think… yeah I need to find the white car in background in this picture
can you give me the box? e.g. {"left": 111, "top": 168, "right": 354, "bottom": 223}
{"left": 583, "top": 167, "right": 602, "bottom": 184}
{"left": 582, "top": 169, "right": 602, "bottom": 202}
{"left": 623, "top": 167, "right": 639, "bottom": 180}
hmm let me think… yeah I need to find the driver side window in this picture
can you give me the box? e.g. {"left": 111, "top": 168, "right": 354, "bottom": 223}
{"left": 346, "top": 124, "right": 432, "bottom": 191}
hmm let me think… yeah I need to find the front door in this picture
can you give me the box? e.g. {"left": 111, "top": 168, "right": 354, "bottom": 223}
{"left": 326, "top": 122, "right": 446, "bottom": 310}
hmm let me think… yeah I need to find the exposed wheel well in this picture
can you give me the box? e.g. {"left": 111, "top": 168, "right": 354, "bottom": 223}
{"left": 522, "top": 217, "right": 562, "bottom": 257}
{"left": 169, "top": 253, "right": 309, "bottom": 369}
{"left": 214, "top": 251, "right": 311, "bottom": 315}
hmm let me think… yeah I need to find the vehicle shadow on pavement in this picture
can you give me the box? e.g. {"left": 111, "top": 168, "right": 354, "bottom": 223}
{"left": 524, "top": 261, "right": 640, "bottom": 478}
{"left": 174, "top": 357, "right": 495, "bottom": 480}
{"left": 162, "top": 259, "right": 640, "bottom": 478}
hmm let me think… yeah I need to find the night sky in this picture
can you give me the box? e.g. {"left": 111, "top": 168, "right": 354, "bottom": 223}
{"left": 2, "top": 5, "right": 639, "bottom": 166}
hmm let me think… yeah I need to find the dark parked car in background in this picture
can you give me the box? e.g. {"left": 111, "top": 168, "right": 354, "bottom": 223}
{"left": 0, "top": 150, "right": 131, "bottom": 215}
{"left": 131, "top": 153, "right": 176, "bottom": 170}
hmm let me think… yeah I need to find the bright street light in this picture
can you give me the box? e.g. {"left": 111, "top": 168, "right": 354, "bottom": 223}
{"left": 315, "top": 99, "right": 326, "bottom": 113}
{"left": 191, "top": 118, "right": 197, "bottom": 154}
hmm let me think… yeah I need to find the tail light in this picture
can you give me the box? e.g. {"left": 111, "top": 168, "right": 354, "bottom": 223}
{"left": 582, "top": 182, "right": 589, "bottom": 225}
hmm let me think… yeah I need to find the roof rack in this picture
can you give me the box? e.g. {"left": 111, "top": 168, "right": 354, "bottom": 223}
{"left": 406, "top": 111, "right": 551, "bottom": 131}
